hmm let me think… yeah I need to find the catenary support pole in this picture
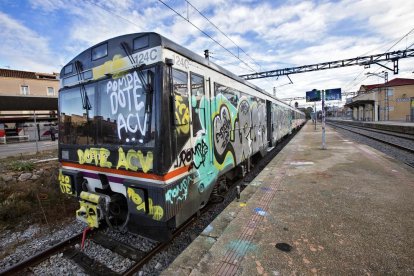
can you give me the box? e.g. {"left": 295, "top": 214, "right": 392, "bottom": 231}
{"left": 321, "top": 91, "right": 326, "bottom": 149}
{"left": 314, "top": 102, "right": 316, "bottom": 130}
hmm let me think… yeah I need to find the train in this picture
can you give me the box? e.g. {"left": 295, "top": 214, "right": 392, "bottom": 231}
{"left": 58, "top": 32, "right": 305, "bottom": 241}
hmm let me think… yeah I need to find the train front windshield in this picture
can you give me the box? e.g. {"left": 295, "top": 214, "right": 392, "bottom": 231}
{"left": 59, "top": 68, "right": 156, "bottom": 147}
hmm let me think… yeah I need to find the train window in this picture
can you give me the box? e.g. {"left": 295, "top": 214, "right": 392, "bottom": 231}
{"left": 91, "top": 43, "right": 108, "bottom": 61}
{"left": 172, "top": 68, "right": 190, "bottom": 150}
{"left": 133, "top": 35, "right": 149, "bottom": 51}
{"left": 64, "top": 64, "right": 73, "bottom": 75}
{"left": 190, "top": 73, "right": 205, "bottom": 137}
{"left": 59, "top": 84, "right": 96, "bottom": 145}
{"left": 97, "top": 68, "right": 156, "bottom": 146}
{"left": 215, "top": 83, "right": 240, "bottom": 107}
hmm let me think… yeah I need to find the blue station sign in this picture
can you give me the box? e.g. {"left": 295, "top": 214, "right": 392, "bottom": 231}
{"left": 325, "top": 88, "right": 342, "bottom": 101}
{"left": 306, "top": 89, "right": 321, "bottom": 102}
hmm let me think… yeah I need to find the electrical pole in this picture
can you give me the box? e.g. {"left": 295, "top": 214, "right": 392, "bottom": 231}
{"left": 385, "top": 71, "right": 389, "bottom": 121}
{"left": 322, "top": 90, "right": 326, "bottom": 150}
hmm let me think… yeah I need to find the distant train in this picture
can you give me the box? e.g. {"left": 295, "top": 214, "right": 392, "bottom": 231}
{"left": 58, "top": 32, "right": 305, "bottom": 240}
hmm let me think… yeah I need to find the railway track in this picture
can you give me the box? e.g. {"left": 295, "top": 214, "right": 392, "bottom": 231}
{"left": 327, "top": 121, "right": 414, "bottom": 155}
{"left": 330, "top": 121, "right": 414, "bottom": 141}
{"left": 0, "top": 232, "right": 83, "bottom": 275}
{"left": 0, "top": 218, "right": 195, "bottom": 275}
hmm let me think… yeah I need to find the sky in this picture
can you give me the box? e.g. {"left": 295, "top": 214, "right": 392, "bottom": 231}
{"left": 1, "top": 0, "right": 414, "bottom": 107}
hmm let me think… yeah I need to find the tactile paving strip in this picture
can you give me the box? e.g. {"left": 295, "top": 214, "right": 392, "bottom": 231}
{"left": 215, "top": 169, "right": 287, "bottom": 276}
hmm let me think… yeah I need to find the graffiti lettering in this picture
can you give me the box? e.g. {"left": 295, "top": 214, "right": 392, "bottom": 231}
{"left": 58, "top": 170, "right": 72, "bottom": 195}
{"left": 117, "top": 148, "right": 153, "bottom": 173}
{"left": 77, "top": 148, "right": 112, "bottom": 168}
{"left": 175, "top": 140, "right": 209, "bottom": 169}
{"left": 92, "top": 54, "right": 128, "bottom": 80}
{"left": 127, "top": 188, "right": 164, "bottom": 220}
{"left": 176, "top": 148, "right": 193, "bottom": 167}
{"left": 165, "top": 176, "right": 191, "bottom": 204}
{"left": 174, "top": 93, "right": 190, "bottom": 135}
{"left": 106, "top": 71, "right": 147, "bottom": 141}
{"left": 214, "top": 106, "right": 231, "bottom": 154}
{"left": 193, "top": 139, "right": 208, "bottom": 169}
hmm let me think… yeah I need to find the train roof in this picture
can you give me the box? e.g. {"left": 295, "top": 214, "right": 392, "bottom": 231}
{"left": 61, "top": 32, "right": 303, "bottom": 114}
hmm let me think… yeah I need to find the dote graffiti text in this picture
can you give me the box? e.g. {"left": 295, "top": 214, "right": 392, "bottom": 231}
{"left": 106, "top": 71, "right": 147, "bottom": 142}
{"left": 127, "top": 187, "right": 163, "bottom": 220}
{"left": 77, "top": 148, "right": 112, "bottom": 168}
{"left": 77, "top": 147, "right": 153, "bottom": 173}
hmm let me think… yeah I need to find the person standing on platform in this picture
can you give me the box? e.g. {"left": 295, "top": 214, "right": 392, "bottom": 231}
{"left": 50, "top": 125, "right": 56, "bottom": 141}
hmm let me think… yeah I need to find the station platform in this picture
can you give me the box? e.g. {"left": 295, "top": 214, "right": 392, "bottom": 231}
{"left": 327, "top": 118, "right": 414, "bottom": 134}
{"left": 163, "top": 121, "right": 414, "bottom": 275}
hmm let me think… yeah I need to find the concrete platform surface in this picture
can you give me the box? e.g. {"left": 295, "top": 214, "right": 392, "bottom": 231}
{"left": 163, "top": 122, "right": 414, "bottom": 275}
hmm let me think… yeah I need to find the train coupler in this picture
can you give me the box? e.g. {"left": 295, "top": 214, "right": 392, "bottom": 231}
{"left": 76, "top": 191, "right": 110, "bottom": 229}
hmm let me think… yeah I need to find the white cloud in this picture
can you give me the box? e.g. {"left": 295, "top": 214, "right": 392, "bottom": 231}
{"left": 1, "top": 0, "right": 413, "bottom": 101}
{"left": 0, "top": 11, "right": 57, "bottom": 72}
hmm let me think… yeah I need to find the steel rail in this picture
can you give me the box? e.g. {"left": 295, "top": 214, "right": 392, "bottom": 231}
{"left": 0, "top": 232, "right": 83, "bottom": 275}
{"left": 327, "top": 122, "right": 414, "bottom": 154}
{"left": 330, "top": 121, "right": 414, "bottom": 141}
{"left": 122, "top": 215, "right": 197, "bottom": 276}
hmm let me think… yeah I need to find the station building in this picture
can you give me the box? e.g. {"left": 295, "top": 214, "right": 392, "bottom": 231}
{"left": 0, "top": 68, "right": 59, "bottom": 141}
{"left": 345, "top": 78, "right": 414, "bottom": 122}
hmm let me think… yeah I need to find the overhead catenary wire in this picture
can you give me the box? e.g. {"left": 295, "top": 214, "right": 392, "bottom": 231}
{"left": 82, "top": 0, "right": 278, "bottom": 92}
{"left": 157, "top": 0, "right": 259, "bottom": 74}
{"left": 158, "top": 0, "right": 280, "bottom": 90}
{"left": 184, "top": 0, "right": 262, "bottom": 70}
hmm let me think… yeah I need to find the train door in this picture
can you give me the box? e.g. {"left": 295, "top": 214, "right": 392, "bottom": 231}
{"left": 266, "top": 100, "right": 272, "bottom": 147}
{"left": 172, "top": 68, "right": 191, "bottom": 158}
{"left": 189, "top": 72, "right": 210, "bottom": 173}
{"left": 411, "top": 97, "right": 414, "bottom": 122}
{"left": 190, "top": 73, "right": 206, "bottom": 139}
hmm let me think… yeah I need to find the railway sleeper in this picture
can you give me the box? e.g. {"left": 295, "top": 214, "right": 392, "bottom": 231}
{"left": 63, "top": 247, "right": 119, "bottom": 276}
{"left": 90, "top": 232, "right": 146, "bottom": 261}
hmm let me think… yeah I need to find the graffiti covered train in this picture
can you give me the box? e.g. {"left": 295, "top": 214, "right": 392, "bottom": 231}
{"left": 58, "top": 32, "right": 305, "bottom": 240}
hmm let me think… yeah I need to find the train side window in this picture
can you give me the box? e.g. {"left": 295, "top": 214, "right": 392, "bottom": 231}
{"left": 172, "top": 68, "right": 190, "bottom": 150}
{"left": 214, "top": 83, "right": 240, "bottom": 107}
{"left": 190, "top": 72, "right": 205, "bottom": 137}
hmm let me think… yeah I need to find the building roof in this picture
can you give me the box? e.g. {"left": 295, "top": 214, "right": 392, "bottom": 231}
{"left": 360, "top": 78, "right": 414, "bottom": 92}
{"left": 0, "top": 68, "right": 59, "bottom": 80}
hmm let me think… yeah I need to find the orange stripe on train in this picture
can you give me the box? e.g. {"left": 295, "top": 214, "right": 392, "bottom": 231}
{"left": 61, "top": 162, "right": 189, "bottom": 181}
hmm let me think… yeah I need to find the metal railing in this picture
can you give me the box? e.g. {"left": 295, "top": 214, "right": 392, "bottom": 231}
{"left": 0, "top": 135, "right": 30, "bottom": 144}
